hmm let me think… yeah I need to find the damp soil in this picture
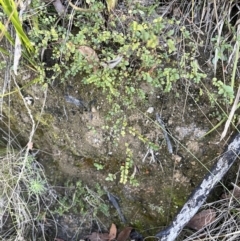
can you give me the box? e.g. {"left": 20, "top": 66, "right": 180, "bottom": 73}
{"left": 0, "top": 63, "right": 232, "bottom": 240}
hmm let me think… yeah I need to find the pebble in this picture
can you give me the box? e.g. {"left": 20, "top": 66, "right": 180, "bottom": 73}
{"left": 146, "top": 107, "right": 154, "bottom": 113}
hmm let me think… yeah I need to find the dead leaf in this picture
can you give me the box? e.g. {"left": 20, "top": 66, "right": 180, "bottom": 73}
{"left": 187, "top": 209, "right": 216, "bottom": 231}
{"left": 221, "top": 183, "right": 240, "bottom": 199}
{"left": 117, "top": 227, "right": 133, "bottom": 241}
{"left": 78, "top": 46, "right": 99, "bottom": 63}
{"left": 87, "top": 232, "right": 110, "bottom": 241}
{"left": 109, "top": 223, "right": 117, "bottom": 241}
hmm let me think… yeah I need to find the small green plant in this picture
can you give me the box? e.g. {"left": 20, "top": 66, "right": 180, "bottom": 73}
{"left": 94, "top": 162, "right": 104, "bottom": 170}
{"left": 213, "top": 77, "right": 234, "bottom": 103}
{"left": 105, "top": 173, "right": 117, "bottom": 181}
{"left": 22, "top": 0, "right": 211, "bottom": 187}
{"left": 0, "top": 146, "right": 55, "bottom": 240}
{"left": 28, "top": 177, "right": 46, "bottom": 195}
{"left": 149, "top": 203, "right": 165, "bottom": 215}
{"left": 55, "top": 181, "right": 109, "bottom": 218}
{"left": 120, "top": 143, "right": 133, "bottom": 185}
{"left": 211, "top": 36, "right": 232, "bottom": 65}
{"left": 129, "top": 175, "right": 139, "bottom": 187}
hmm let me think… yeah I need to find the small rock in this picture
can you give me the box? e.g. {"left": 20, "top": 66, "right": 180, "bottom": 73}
{"left": 168, "top": 117, "right": 173, "bottom": 125}
{"left": 172, "top": 154, "right": 182, "bottom": 163}
{"left": 91, "top": 107, "right": 97, "bottom": 112}
{"left": 146, "top": 107, "right": 154, "bottom": 113}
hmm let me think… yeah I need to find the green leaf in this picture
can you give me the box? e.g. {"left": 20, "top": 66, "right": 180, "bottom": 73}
{"left": 147, "top": 34, "right": 158, "bottom": 48}
{"left": 0, "top": 21, "right": 14, "bottom": 45}
{"left": 0, "top": 46, "right": 9, "bottom": 55}
{"left": 167, "top": 39, "right": 176, "bottom": 53}
{"left": 167, "top": 29, "right": 174, "bottom": 37}
{"left": 0, "top": 0, "right": 34, "bottom": 52}
{"left": 220, "top": 85, "right": 234, "bottom": 99}
{"left": 105, "top": 173, "right": 116, "bottom": 181}
{"left": 94, "top": 163, "right": 104, "bottom": 170}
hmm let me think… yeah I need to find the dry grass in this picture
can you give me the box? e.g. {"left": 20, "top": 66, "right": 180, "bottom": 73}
{"left": 0, "top": 39, "right": 56, "bottom": 240}
{"left": 154, "top": 1, "right": 240, "bottom": 240}
{"left": 183, "top": 181, "right": 240, "bottom": 240}
{"left": 179, "top": 1, "right": 240, "bottom": 239}
{"left": 0, "top": 144, "right": 56, "bottom": 240}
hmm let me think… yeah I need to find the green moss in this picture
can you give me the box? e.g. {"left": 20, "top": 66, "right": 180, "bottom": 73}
{"left": 35, "top": 112, "right": 54, "bottom": 126}
{"left": 163, "top": 186, "right": 188, "bottom": 214}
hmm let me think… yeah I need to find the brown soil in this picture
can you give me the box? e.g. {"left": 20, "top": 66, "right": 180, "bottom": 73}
{"left": 0, "top": 65, "right": 226, "bottom": 240}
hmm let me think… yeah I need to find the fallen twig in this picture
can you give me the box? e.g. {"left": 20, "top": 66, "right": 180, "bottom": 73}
{"left": 156, "top": 133, "right": 240, "bottom": 241}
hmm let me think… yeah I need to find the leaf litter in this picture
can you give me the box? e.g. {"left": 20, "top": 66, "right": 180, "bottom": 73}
{"left": 87, "top": 225, "right": 140, "bottom": 241}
